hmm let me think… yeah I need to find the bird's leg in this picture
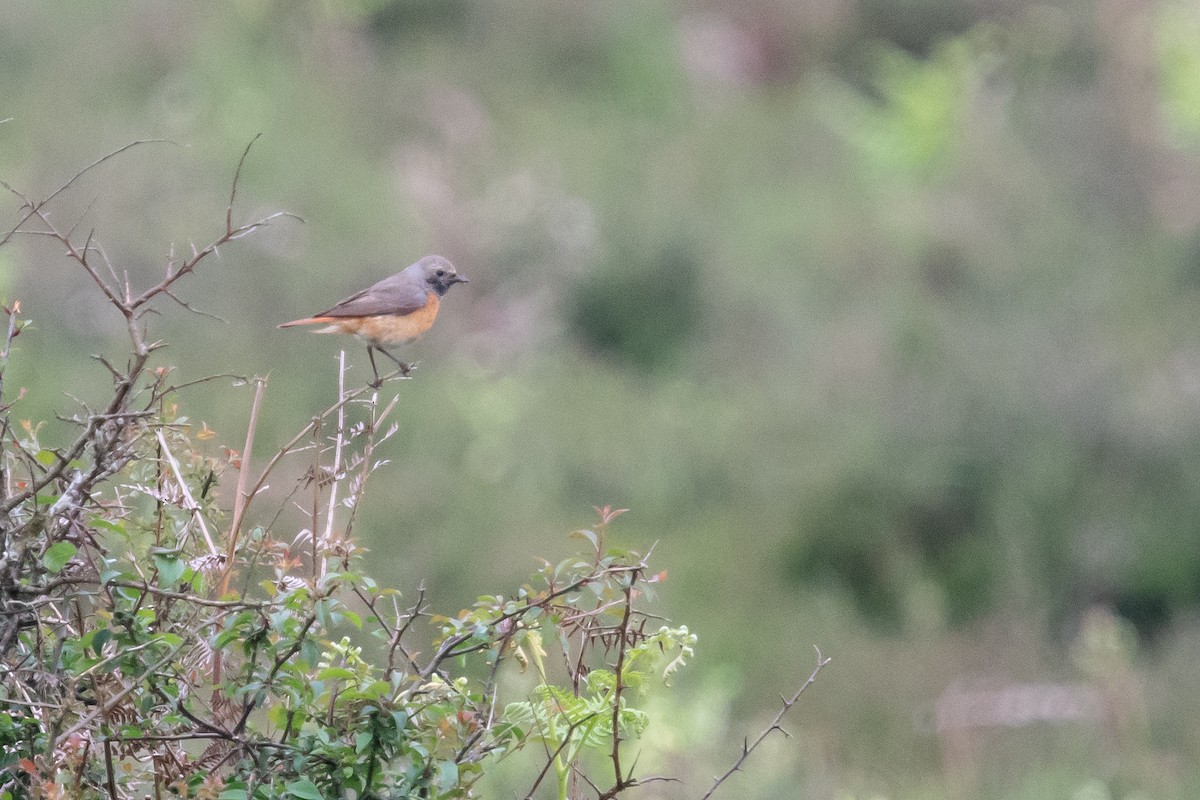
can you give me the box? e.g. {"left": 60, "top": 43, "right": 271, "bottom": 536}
{"left": 375, "top": 347, "right": 413, "bottom": 377}
{"left": 367, "top": 347, "right": 384, "bottom": 388}
{"left": 365, "top": 346, "right": 412, "bottom": 387}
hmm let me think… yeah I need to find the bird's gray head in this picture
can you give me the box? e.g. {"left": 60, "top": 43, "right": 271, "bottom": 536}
{"left": 415, "top": 255, "right": 468, "bottom": 296}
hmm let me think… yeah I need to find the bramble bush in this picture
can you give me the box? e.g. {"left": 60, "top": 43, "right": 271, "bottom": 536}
{"left": 0, "top": 142, "right": 825, "bottom": 800}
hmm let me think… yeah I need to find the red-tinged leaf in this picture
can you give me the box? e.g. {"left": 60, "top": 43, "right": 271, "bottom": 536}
{"left": 595, "top": 505, "right": 630, "bottom": 525}
{"left": 19, "top": 758, "right": 36, "bottom": 775}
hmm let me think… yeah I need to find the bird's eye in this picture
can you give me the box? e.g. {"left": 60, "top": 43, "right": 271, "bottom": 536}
{"left": 435, "top": 269, "right": 446, "bottom": 277}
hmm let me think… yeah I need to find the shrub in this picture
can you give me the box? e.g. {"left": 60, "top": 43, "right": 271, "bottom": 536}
{"left": 0, "top": 141, "right": 823, "bottom": 800}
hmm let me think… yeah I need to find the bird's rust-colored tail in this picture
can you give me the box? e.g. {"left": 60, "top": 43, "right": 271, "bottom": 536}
{"left": 277, "top": 317, "right": 334, "bottom": 328}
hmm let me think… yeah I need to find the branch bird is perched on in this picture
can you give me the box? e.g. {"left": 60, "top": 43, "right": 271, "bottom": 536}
{"left": 279, "top": 255, "right": 468, "bottom": 386}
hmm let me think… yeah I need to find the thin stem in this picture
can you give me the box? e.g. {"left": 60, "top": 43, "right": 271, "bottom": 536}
{"left": 700, "top": 646, "right": 832, "bottom": 800}
{"left": 221, "top": 375, "right": 268, "bottom": 596}
{"left": 319, "top": 351, "right": 349, "bottom": 579}
{"left": 155, "top": 429, "right": 219, "bottom": 558}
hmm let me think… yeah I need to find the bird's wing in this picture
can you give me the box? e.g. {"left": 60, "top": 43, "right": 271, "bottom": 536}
{"left": 316, "top": 272, "right": 430, "bottom": 318}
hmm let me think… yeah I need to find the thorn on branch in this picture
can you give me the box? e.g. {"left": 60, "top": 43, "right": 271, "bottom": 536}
{"left": 227, "top": 133, "right": 262, "bottom": 235}
{"left": 161, "top": 288, "right": 229, "bottom": 323}
{"left": 700, "top": 647, "right": 831, "bottom": 800}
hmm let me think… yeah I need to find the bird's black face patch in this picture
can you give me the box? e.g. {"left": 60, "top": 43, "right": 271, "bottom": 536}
{"left": 427, "top": 269, "right": 467, "bottom": 295}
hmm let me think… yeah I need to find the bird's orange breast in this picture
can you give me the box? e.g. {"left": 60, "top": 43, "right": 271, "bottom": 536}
{"left": 313, "top": 294, "right": 440, "bottom": 346}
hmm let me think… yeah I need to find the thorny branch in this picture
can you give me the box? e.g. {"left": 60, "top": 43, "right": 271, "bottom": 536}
{"left": 700, "top": 646, "right": 833, "bottom": 800}
{"left": 596, "top": 577, "right": 638, "bottom": 800}
{"left": 0, "top": 140, "right": 299, "bottom": 784}
{"left": 0, "top": 136, "right": 297, "bottom": 520}
{"left": 522, "top": 711, "right": 599, "bottom": 800}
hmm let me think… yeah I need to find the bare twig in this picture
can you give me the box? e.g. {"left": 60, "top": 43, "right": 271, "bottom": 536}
{"left": 0, "top": 139, "right": 333, "bottom": 796}
{"left": 156, "top": 428, "right": 220, "bottom": 558}
{"left": 227, "top": 134, "right": 261, "bottom": 234}
{"left": 148, "top": 372, "right": 249, "bottom": 403}
{"left": 700, "top": 646, "right": 831, "bottom": 800}
{"left": 0, "top": 139, "right": 296, "bottom": 520}
{"left": 0, "top": 302, "right": 22, "bottom": 502}
{"left": 222, "top": 374, "right": 268, "bottom": 595}
{"left": 354, "top": 586, "right": 424, "bottom": 681}
{"left": 1, "top": 139, "right": 175, "bottom": 250}
{"left": 341, "top": 391, "right": 398, "bottom": 541}
{"left": 321, "top": 352, "right": 349, "bottom": 563}
{"left": 106, "top": 581, "right": 269, "bottom": 609}
{"left": 600, "top": 578, "right": 638, "bottom": 798}
{"left": 522, "top": 712, "right": 600, "bottom": 800}
{"left": 233, "top": 362, "right": 387, "bottom": 534}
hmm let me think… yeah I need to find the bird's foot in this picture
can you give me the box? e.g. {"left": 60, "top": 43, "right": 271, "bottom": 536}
{"left": 368, "top": 364, "right": 414, "bottom": 388}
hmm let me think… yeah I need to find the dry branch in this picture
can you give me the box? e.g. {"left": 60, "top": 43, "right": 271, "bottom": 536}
{"left": 700, "top": 646, "right": 832, "bottom": 800}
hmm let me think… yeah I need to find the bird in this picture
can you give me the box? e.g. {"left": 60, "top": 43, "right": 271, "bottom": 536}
{"left": 278, "top": 255, "right": 468, "bottom": 386}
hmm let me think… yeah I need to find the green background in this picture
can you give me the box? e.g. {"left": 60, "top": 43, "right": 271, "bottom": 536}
{"left": 5, "top": 1, "right": 1200, "bottom": 797}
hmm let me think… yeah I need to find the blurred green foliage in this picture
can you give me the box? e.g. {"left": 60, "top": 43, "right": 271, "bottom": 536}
{"left": 568, "top": 237, "right": 702, "bottom": 370}
{"left": 5, "top": 0, "right": 1200, "bottom": 797}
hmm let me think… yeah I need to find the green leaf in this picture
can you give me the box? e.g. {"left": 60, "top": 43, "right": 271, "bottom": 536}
{"left": 90, "top": 628, "right": 112, "bottom": 656}
{"left": 314, "top": 599, "right": 334, "bottom": 628}
{"left": 42, "top": 542, "right": 76, "bottom": 574}
{"left": 571, "top": 528, "right": 599, "bottom": 549}
{"left": 154, "top": 554, "right": 185, "bottom": 586}
{"left": 213, "top": 628, "right": 242, "bottom": 650}
{"left": 586, "top": 669, "right": 616, "bottom": 694}
{"left": 619, "top": 707, "right": 651, "bottom": 737}
{"left": 300, "top": 639, "right": 320, "bottom": 666}
{"left": 501, "top": 701, "right": 535, "bottom": 727}
{"left": 155, "top": 633, "right": 183, "bottom": 648}
{"left": 90, "top": 518, "right": 126, "bottom": 535}
{"left": 284, "top": 778, "right": 325, "bottom": 800}
{"left": 433, "top": 761, "right": 459, "bottom": 794}
{"left": 361, "top": 680, "right": 390, "bottom": 699}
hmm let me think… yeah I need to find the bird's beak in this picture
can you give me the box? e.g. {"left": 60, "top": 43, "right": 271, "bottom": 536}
{"left": 454, "top": 274, "right": 469, "bottom": 284}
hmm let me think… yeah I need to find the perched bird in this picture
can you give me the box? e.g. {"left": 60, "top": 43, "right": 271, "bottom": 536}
{"left": 278, "top": 255, "right": 468, "bottom": 386}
